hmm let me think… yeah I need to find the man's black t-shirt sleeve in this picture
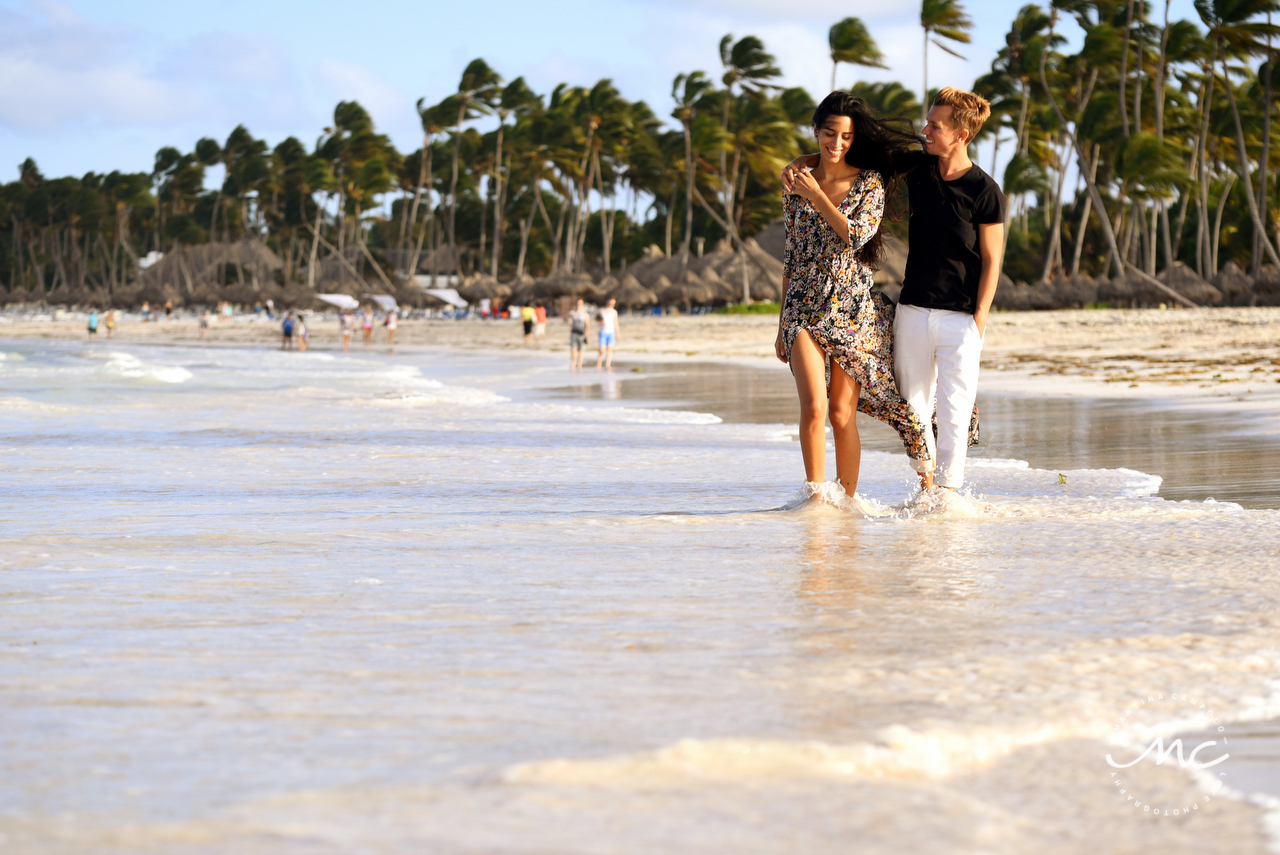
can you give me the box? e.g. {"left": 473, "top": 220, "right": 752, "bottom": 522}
{"left": 974, "top": 181, "right": 1005, "bottom": 225}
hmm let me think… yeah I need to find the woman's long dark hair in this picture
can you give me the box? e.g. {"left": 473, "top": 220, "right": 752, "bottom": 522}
{"left": 810, "top": 91, "right": 918, "bottom": 267}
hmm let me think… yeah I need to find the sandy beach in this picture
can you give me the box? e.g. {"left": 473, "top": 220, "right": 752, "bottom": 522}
{"left": 9, "top": 306, "right": 1280, "bottom": 415}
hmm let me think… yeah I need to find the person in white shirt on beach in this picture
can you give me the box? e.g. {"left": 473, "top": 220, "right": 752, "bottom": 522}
{"left": 384, "top": 310, "right": 398, "bottom": 346}
{"left": 340, "top": 310, "right": 354, "bottom": 352}
{"left": 596, "top": 298, "right": 619, "bottom": 371}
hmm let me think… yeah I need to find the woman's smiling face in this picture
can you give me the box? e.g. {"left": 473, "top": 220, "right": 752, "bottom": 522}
{"left": 815, "top": 116, "right": 854, "bottom": 164}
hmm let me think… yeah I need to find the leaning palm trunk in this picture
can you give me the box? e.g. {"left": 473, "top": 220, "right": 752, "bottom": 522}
{"left": 1212, "top": 172, "right": 1236, "bottom": 274}
{"left": 406, "top": 139, "right": 432, "bottom": 272}
{"left": 690, "top": 186, "right": 754, "bottom": 304}
{"left": 1070, "top": 144, "right": 1100, "bottom": 277}
{"left": 1220, "top": 50, "right": 1280, "bottom": 266}
{"left": 447, "top": 110, "right": 465, "bottom": 267}
{"left": 1039, "top": 135, "right": 1071, "bottom": 284}
{"left": 1038, "top": 40, "right": 1199, "bottom": 307}
{"left": 680, "top": 117, "right": 695, "bottom": 263}
{"left": 306, "top": 201, "right": 323, "bottom": 289}
{"left": 490, "top": 127, "right": 506, "bottom": 278}
{"left": 1256, "top": 55, "right": 1274, "bottom": 275}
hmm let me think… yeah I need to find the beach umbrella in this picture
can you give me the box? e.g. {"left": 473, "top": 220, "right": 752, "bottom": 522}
{"left": 690, "top": 238, "right": 736, "bottom": 275}
{"left": 530, "top": 271, "right": 569, "bottom": 299}
{"left": 1097, "top": 274, "right": 1137, "bottom": 308}
{"left": 621, "top": 245, "right": 666, "bottom": 286}
{"left": 631, "top": 254, "right": 686, "bottom": 289}
{"left": 108, "top": 284, "right": 143, "bottom": 310}
{"left": 1211, "top": 261, "right": 1255, "bottom": 306}
{"left": 1251, "top": 264, "right": 1280, "bottom": 306}
{"left": 1156, "top": 262, "right": 1220, "bottom": 306}
{"left": 533, "top": 271, "right": 597, "bottom": 301}
{"left": 458, "top": 274, "right": 510, "bottom": 303}
{"left": 317, "top": 293, "right": 360, "bottom": 310}
{"left": 1025, "top": 280, "right": 1058, "bottom": 310}
{"left": 659, "top": 274, "right": 714, "bottom": 309}
{"left": 607, "top": 274, "right": 658, "bottom": 309}
{"left": 750, "top": 279, "right": 781, "bottom": 302}
{"left": 993, "top": 274, "right": 1033, "bottom": 311}
{"left": 1052, "top": 275, "right": 1098, "bottom": 308}
{"left": 699, "top": 266, "right": 738, "bottom": 302}
{"left": 364, "top": 294, "right": 399, "bottom": 312}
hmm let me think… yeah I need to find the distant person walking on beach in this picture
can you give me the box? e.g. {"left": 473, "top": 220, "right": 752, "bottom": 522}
{"left": 596, "top": 298, "right": 619, "bottom": 370}
{"left": 105, "top": 310, "right": 115, "bottom": 338}
{"left": 198, "top": 312, "right": 209, "bottom": 340}
{"left": 784, "top": 88, "right": 1001, "bottom": 494}
{"left": 776, "top": 92, "right": 938, "bottom": 497}
{"left": 281, "top": 312, "right": 295, "bottom": 350}
{"left": 384, "top": 309, "right": 398, "bottom": 346}
{"left": 340, "top": 310, "right": 354, "bottom": 352}
{"left": 361, "top": 308, "right": 374, "bottom": 347}
{"left": 568, "top": 298, "right": 591, "bottom": 371}
{"left": 164, "top": 300, "right": 173, "bottom": 321}
{"left": 87, "top": 310, "right": 99, "bottom": 336}
{"left": 533, "top": 304, "right": 547, "bottom": 342}
{"left": 521, "top": 305, "right": 535, "bottom": 343}
{"left": 297, "top": 314, "right": 309, "bottom": 352}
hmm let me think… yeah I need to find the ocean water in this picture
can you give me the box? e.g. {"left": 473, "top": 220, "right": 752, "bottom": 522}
{"left": 3, "top": 340, "right": 1280, "bottom": 853}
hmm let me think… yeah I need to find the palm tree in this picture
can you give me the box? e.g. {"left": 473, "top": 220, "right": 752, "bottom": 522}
{"left": 828, "top": 17, "right": 887, "bottom": 92}
{"left": 717, "top": 35, "right": 782, "bottom": 261}
{"left": 697, "top": 91, "right": 796, "bottom": 302}
{"left": 671, "top": 71, "right": 714, "bottom": 262}
{"left": 849, "top": 81, "right": 921, "bottom": 120}
{"left": 408, "top": 96, "right": 456, "bottom": 281}
{"left": 490, "top": 77, "right": 541, "bottom": 277}
{"left": 448, "top": 59, "right": 502, "bottom": 275}
{"left": 921, "top": 0, "right": 974, "bottom": 124}
{"left": 1196, "top": 0, "right": 1280, "bottom": 265}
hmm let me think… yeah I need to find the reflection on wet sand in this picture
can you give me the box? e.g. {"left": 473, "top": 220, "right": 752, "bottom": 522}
{"left": 549, "top": 362, "right": 1280, "bottom": 508}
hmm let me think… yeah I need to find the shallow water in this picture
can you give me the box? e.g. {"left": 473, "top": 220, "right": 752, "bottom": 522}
{"left": 551, "top": 360, "right": 1280, "bottom": 509}
{"left": 3, "top": 340, "right": 1280, "bottom": 853}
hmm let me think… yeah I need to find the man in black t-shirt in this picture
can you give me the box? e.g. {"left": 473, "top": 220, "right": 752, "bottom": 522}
{"left": 893, "top": 88, "right": 1005, "bottom": 492}
{"left": 783, "top": 87, "right": 1005, "bottom": 493}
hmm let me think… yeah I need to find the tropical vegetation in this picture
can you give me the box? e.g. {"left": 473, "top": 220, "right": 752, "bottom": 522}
{"left": 3, "top": 0, "right": 1280, "bottom": 306}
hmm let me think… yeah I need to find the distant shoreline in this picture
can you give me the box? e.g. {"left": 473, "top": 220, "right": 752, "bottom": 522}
{"left": 3, "top": 306, "right": 1279, "bottom": 428}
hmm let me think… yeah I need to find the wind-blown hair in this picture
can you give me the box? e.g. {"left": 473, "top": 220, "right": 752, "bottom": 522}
{"left": 810, "top": 91, "right": 919, "bottom": 268}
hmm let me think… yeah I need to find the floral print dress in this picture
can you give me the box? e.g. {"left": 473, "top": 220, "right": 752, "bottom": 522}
{"left": 780, "top": 169, "right": 956, "bottom": 471}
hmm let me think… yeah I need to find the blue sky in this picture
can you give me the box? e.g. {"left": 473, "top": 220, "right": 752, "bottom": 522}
{"left": 0, "top": 0, "right": 1205, "bottom": 183}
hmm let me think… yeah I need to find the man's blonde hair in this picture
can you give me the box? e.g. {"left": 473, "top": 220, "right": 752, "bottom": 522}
{"left": 932, "top": 87, "right": 991, "bottom": 141}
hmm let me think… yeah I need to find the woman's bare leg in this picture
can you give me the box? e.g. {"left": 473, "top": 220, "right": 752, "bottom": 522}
{"left": 827, "top": 361, "right": 862, "bottom": 495}
{"left": 790, "top": 330, "right": 829, "bottom": 484}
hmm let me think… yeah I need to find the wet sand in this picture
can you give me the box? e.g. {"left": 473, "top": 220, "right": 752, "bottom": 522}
{"left": 548, "top": 362, "right": 1280, "bottom": 510}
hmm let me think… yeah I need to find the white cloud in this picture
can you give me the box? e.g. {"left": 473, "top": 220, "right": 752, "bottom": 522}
{"left": 160, "top": 32, "right": 291, "bottom": 86}
{"left": 0, "top": 1, "right": 203, "bottom": 130}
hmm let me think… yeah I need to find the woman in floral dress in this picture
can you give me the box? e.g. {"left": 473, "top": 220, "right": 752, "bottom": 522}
{"left": 774, "top": 92, "right": 934, "bottom": 496}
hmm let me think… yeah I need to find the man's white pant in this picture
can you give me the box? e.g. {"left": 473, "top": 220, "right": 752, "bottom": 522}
{"left": 894, "top": 304, "right": 983, "bottom": 489}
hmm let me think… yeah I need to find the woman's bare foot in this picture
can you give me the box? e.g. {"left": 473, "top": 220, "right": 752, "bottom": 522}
{"left": 919, "top": 470, "right": 934, "bottom": 491}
